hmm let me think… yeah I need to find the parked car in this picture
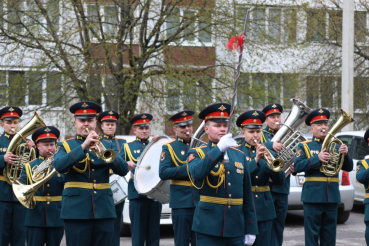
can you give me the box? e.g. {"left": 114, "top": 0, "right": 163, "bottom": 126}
{"left": 335, "top": 131, "right": 369, "bottom": 202}
{"left": 234, "top": 134, "right": 355, "bottom": 224}
{"left": 115, "top": 135, "right": 172, "bottom": 236}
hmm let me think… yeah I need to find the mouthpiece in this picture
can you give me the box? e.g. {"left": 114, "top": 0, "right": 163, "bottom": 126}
{"left": 275, "top": 122, "right": 280, "bottom": 126}
{"left": 49, "top": 151, "right": 53, "bottom": 154}
{"left": 321, "top": 129, "right": 326, "bottom": 132}
{"left": 10, "top": 128, "right": 15, "bottom": 132}
{"left": 253, "top": 139, "right": 258, "bottom": 144}
{"left": 186, "top": 132, "right": 190, "bottom": 135}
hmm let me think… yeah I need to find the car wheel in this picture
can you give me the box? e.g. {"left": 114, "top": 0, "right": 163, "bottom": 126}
{"left": 337, "top": 209, "right": 350, "bottom": 224}
{"left": 120, "top": 220, "right": 131, "bottom": 237}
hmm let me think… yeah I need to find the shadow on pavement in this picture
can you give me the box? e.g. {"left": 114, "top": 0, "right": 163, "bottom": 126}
{"left": 352, "top": 202, "right": 365, "bottom": 214}
{"left": 285, "top": 210, "right": 304, "bottom": 226}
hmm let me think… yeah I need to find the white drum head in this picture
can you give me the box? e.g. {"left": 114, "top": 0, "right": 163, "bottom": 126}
{"left": 134, "top": 136, "right": 171, "bottom": 195}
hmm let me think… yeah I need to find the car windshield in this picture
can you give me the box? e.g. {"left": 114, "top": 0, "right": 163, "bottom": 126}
{"left": 336, "top": 136, "right": 353, "bottom": 149}
{"left": 353, "top": 137, "right": 369, "bottom": 160}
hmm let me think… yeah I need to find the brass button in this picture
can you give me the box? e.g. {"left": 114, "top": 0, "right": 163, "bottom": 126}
{"left": 228, "top": 183, "right": 231, "bottom": 186}
{"left": 57, "top": 174, "right": 61, "bottom": 177}
{"left": 47, "top": 193, "right": 50, "bottom": 196}
{"left": 229, "top": 194, "right": 231, "bottom": 197}
{"left": 255, "top": 185, "right": 258, "bottom": 188}
{"left": 227, "top": 171, "right": 230, "bottom": 175}
{"left": 256, "top": 195, "right": 258, "bottom": 198}
{"left": 92, "top": 169, "right": 95, "bottom": 172}
{"left": 94, "top": 180, "right": 96, "bottom": 183}
{"left": 47, "top": 202, "right": 50, "bottom": 205}
{"left": 255, "top": 176, "right": 258, "bottom": 179}
{"left": 91, "top": 159, "right": 94, "bottom": 162}
{"left": 47, "top": 184, "right": 50, "bottom": 187}
{"left": 228, "top": 206, "right": 231, "bottom": 209}
{"left": 94, "top": 191, "right": 97, "bottom": 194}
{"left": 252, "top": 150, "right": 255, "bottom": 153}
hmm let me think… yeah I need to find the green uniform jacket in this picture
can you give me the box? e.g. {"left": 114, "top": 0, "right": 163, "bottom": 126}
{"left": 294, "top": 137, "right": 353, "bottom": 203}
{"left": 159, "top": 136, "right": 199, "bottom": 208}
{"left": 53, "top": 134, "right": 129, "bottom": 219}
{"left": 101, "top": 135, "right": 126, "bottom": 157}
{"left": 123, "top": 137, "right": 150, "bottom": 200}
{"left": 262, "top": 126, "right": 290, "bottom": 195}
{"left": 18, "top": 155, "right": 65, "bottom": 227}
{"left": 237, "top": 140, "right": 285, "bottom": 221}
{"left": 261, "top": 126, "right": 275, "bottom": 150}
{"left": 0, "top": 133, "right": 27, "bottom": 202}
{"left": 356, "top": 159, "right": 369, "bottom": 221}
{"left": 188, "top": 141, "right": 258, "bottom": 237}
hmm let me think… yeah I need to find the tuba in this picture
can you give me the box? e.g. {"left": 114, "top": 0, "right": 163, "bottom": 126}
{"left": 12, "top": 154, "right": 56, "bottom": 209}
{"left": 86, "top": 128, "right": 116, "bottom": 163}
{"left": 4, "top": 112, "right": 46, "bottom": 185}
{"left": 271, "top": 98, "right": 311, "bottom": 177}
{"left": 319, "top": 109, "right": 355, "bottom": 176}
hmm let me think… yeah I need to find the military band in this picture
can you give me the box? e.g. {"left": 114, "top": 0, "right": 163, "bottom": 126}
{"left": 236, "top": 110, "right": 285, "bottom": 246}
{"left": 98, "top": 110, "right": 127, "bottom": 246}
{"left": 123, "top": 113, "right": 162, "bottom": 246}
{"left": 0, "top": 98, "right": 366, "bottom": 246}
{"left": 294, "top": 108, "right": 353, "bottom": 246}
{"left": 159, "top": 110, "right": 199, "bottom": 246}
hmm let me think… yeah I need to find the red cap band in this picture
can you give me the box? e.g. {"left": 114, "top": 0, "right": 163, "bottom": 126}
{"left": 241, "top": 118, "right": 263, "bottom": 126}
{"left": 173, "top": 116, "right": 192, "bottom": 124}
{"left": 101, "top": 115, "right": 117, "bottom": 122}
{"left": 204, "top": 112, "right": 229, "bottom": 122}
{"left": 133, "top": 119, "right": 151, "bottom": 126}
{"left": 1, "top": 112, "right": 20, "bottom": 120}
{"left": 74, "top": 109, "right": 97, "bottom": 116}
{"left": 36, "top": 133, "right": 57, "bottom": 142}
{"left": 310, "top": 115, "right": 328, "bottom": 124}
{"left": 265, "top": 109, "right": 281, "bottom": 116}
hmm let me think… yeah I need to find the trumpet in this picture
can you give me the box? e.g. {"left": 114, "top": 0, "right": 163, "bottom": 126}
{"left": 254, "top": 140, "right": 284, "bottom": 172}
{"left": 85, "top": 128, "right": 116, "bottom": 163}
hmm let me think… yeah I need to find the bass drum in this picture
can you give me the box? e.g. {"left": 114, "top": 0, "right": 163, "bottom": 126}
{"left": 134, "top": 135, "right": 171, "bottom": 204}
{"left": 109, "top": 174, "right": 128, "bottom": 205}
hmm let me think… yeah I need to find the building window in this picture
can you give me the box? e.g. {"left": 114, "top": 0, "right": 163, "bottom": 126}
{"left": 46, "top": 72, "right": 62, "bottom": 107}
{"left": 355, "top": 11, "right": 367, "bottom": 43}
{"left": 28, "top": 71, "right": 43, "bottom": 105}
{"left": 8, "top": 0, "right": 25, "bottom": 33}
{"left": 8, "top": 71, "right": 26, "bottom": 106}
{"left": 306, "top": 76, "right": 341, "bottom": 109}
{"left": 354, "top": 77, "right": 368, "bottom": 111}
{"left": 46, "top": 0, "right": 60, "bottom": 31}
{"left": 103, "top": 5, "right": 119, "bottom": 38}
{"left": 306, "top": 9, "right": 326, "bottom": 42}
{"left": 166, "top": 8, "right": 212, "bottom": 44}
{"left": 87, "top": 4, "right": 100, "bottom": 36}
{"left": 328, "top": 10, "right": 342, "bottom": 42}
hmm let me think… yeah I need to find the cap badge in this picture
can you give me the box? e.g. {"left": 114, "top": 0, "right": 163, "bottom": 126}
{"left": 8, "top": 107, "right": 14, "bottom": 112}
{"left": 221, "top": 112, "right": 224, "bottom": 116}
{"left": 108, "top": 111, "right": 113, "bottom": 115}
{"left": 253, "top": 119, "right": 257, "bottom": 123}
{"left": 274, "top": 109, "right": 277, "bottom": 112}
{"left": 142, "top": 115, "right": 147, "bottom": 119}
{"left": 321, "top": 116, "right": 323, "bottom": 119}
{"left": 143, "top": 119, "right": 146, "bottom": 123}
{"left": 81, "top": 102, "right": 88, "bottom": 108}
{"left": 272, "top": 104, "right": 277, "bottom": 108}
{"left": 182, "top": 112, "right": 187, "bottom": 116}
{"left": 219, "top": 105, "right": 226, "bottom": 111}
{"left": 44, "top": 127, "right": 51, "bottom": 132}
{"left": 318, "top": 109, "right": 324, "bottom": 113}
{"left": 252, "top": 111, "right": 259, "bottom": 116}
{"left": 10, "top": 113, "right": 13, "bottom": 115}
{"left": 47, "top": 133, "right": 50, "bottom": 137}
{"left": 83, "top": 110, "right": 87, "bottom": 113}
{"left": 110, "top": 116, "right": 112, "bottom": 119}
{"left": 184, "top": 117, "right": 187, "bottom": 120}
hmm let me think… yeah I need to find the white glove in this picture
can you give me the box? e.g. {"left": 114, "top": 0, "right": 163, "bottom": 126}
{"left": 244, "top": 234, "right": 256, "bottom": 245}
{"left": 217, "top": 133, "right": 238, "bottom": 152}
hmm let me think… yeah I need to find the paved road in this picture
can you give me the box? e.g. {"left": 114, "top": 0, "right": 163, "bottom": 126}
{"left": 61, "top": 203, "right": 367, "bottom": 246}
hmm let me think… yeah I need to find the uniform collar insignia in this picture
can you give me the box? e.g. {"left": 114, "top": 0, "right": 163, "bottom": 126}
{"left": 245, "top": 142, "right": 251, "bottom": 148}
{"left": 178, "top": 137, "right": 183, "bottom": 142}
{"left": 76, "top": 135, "right": 84, "bottom": 140}
{"left": 136, "top": 137, "right": 141, "bottom": 142}
{"left": 136, "top": 137, "right": 147, "bottom": 143}
{"left": 212, "top": 143, "right": 217, "bottom": 147}
{"left": 314, "top": 137, "right": 320, "bottom": 142}
{"left": 4, "top": 133, "right": 9, "bottom": 138}
{"left": 39, "top": 156, "right": 45, "bottom": 160}
{"left": 268, "top": 127, "right": 274, "bottom": 133}
{"left": 81, "top": 102, "right": 88, "bottom": 108}
{"left": 219, "top": 105, "right": 226, "bottom": 111}
{"left": 104, "top": 134, "right": 109, "bottom": 139}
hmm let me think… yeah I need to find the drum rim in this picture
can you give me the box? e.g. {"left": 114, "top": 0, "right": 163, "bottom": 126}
{"left": 134, "top": 135, "right": 172, "bottom": 195}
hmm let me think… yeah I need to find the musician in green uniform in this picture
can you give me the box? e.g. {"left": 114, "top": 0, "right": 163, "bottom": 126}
{"left": 97, "top": 110, "right": 127, "bottom": 246}
{"left": 261, "top": 103, "right": 294, "bottom": 246}
{"left": 235, "top": 110, "right": 285, "bottom": 246}
{"left": 123, "top": 113, "right": 162, "bottom": 246}
{"left": 159, "top": 110, "right": 199, "bottom": 246}
{"left": 355, "top": 129, "right": 369, "bottom": 246}
{"left": 188, "top": 103, "right": 258, "bottom": 246}
{"left": 18, "top": 126, "right": 65, "bottom": 246}
{"left": 0, "top": 106, "right": 34, "bottom": 246}
{"left": 294, "top": 108, "right": 353, "bottom": 246}
{"left": 53, "top": 101, "right": 130, "bottom": 246}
